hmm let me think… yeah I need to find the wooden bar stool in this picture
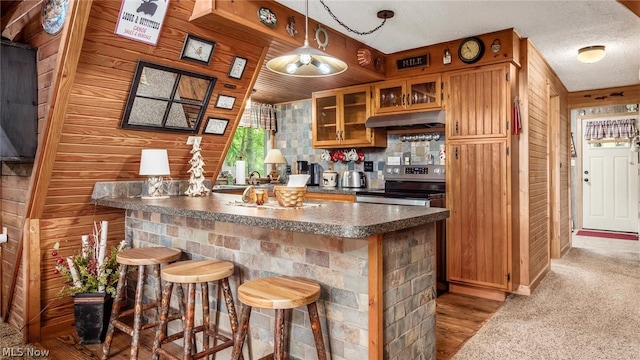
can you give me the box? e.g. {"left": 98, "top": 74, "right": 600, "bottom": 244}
{"left": 152, "top": 259, "right": 240, "bottom": 360}
{"left": 102, "top": 247, "right": 182, "bottom": 360}
{"left": 231, "top": 276, "right": 327, "bottom": 360}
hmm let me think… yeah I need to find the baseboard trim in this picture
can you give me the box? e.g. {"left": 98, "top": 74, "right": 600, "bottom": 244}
{"left": 449, "top": 283, "right": 507, "bottom": 302}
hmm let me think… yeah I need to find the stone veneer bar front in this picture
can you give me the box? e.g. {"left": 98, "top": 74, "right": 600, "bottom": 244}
{"left": 92, "top": 184, "right": 448, "bottom": 360}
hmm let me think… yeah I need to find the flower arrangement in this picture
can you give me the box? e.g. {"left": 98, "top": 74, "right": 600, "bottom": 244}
{"left": 51, "top": 221, "right": 127, "bottom": 297}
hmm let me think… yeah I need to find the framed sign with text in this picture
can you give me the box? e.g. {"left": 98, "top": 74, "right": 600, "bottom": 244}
{"left": 204, "top": 118, "right": 229, "bottom": 135}
{"left": 115, "top": 0, "right": 170, "bottom": 45}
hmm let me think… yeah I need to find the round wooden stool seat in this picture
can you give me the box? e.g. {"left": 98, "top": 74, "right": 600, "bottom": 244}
{"left": 161, "top": 259, "right": 234, "bottom": 283}
{"left": 116, "top": 247, "right": 181, "bottom": 266}
{"left": 238, "top": 276, "right": 321, "bottom": 310}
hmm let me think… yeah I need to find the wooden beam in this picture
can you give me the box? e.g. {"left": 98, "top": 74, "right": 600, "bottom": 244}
{"left": 190, "top": 0, "right": 386, "bottom": 78}
{"left": 618, "top": 0, "right": 640, "bottom": 17}
{"left": 23, "top": 219, "right": 41, "bottom": 342}
{"left": 0, "top": 0, "right": 42, "bottom": 41}
{"left": 367, "top": 234, "right": 383, "bottom": 360}
{"left": 568, "top": 84, "right": 640, "bottom": 109}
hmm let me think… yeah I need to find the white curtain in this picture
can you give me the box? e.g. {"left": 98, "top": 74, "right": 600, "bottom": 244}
{"left": 239, "top": 100, "right": 278, "bottom": 131}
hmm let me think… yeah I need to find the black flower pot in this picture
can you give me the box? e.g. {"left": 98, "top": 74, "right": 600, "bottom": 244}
{"left": 73, "top": 293, "right": 113, "bottom": 344}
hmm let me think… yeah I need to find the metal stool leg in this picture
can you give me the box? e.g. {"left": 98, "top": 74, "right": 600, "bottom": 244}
{"left": 101, "top": 263, "right": 127, "bottom": 360}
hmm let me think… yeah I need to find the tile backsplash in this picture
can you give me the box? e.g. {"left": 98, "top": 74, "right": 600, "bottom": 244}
{"left": 276, "top": 99, "right": 445, "bottom": 189}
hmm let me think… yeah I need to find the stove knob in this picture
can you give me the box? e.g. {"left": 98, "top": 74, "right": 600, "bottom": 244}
{"left": 393, "top": 168, "right": 400, "bottom": 174}
{"left": 434, "top": 168, "right": 440, "bottom": 174}
{"left": 386, "top": 168, "right": 393, "bottom": 174}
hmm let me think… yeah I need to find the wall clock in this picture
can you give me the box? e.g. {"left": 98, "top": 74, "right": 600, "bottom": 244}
{"left": 458, "top": 37, "right": 485, "bottom": 64}
{"left": 180, "top": 34, "right": 216, "bottom": 65}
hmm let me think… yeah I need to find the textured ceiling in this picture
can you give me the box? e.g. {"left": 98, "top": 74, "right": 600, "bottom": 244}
{"left": 274, "top": 0, "right": 640, "bottom": 93}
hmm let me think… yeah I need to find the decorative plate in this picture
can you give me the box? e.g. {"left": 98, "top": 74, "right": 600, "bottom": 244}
{"left": 258, "top": 7, "right": 277, "bottom": 27}
{"left": 42, "top": 0, "right": 69, "bottom": 35}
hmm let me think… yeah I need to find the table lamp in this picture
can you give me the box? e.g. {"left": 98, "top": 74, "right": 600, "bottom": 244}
{"left": 263, "top": 149, "right": 286, "bottom": 184}
{"left": 139, "top": 149, "right": 171, "bottom": 199}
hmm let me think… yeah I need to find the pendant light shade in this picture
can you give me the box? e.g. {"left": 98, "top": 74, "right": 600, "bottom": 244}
{"left": 266, "top": 0, "right": 348, "bottom": 77}
{"left": 577, "top": 45, "right": 606, "bottom": 64}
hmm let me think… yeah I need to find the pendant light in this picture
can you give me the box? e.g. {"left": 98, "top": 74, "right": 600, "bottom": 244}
{"left": 266, "top": 0, "right": 348, "bottom": 77}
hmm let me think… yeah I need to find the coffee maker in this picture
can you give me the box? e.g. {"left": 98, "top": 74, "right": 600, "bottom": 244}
{"left": 296, "top": 160, "right": 309, "bottom": 174}
{"left": 308, "top": 163, "right": 321, "bottom": 186}
{"left": 295, "top": 161, "right": 321, "bottom": 186}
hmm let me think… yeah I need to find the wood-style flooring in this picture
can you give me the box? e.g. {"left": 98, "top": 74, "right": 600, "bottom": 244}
{"left": 435, "top": 293, "right": 503, "bottom": 360}
{"left": 34, "top": 292, "right": 502, "bottom": 359}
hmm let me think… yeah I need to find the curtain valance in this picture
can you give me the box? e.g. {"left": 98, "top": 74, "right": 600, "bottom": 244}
{"left": 583, "top": 119, "right": 636, "bottom": 140}
{"left": 239, "top": 101, "right": 278, "bottom": 132}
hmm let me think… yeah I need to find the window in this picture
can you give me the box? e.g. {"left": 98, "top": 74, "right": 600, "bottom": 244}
{"left": 223, "top": 127, "right": 268, "bottom": 177}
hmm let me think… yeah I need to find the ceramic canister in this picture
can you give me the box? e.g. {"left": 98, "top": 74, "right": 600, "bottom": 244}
{"left": 322, "top": 171, "right": 338, "bottom": 187}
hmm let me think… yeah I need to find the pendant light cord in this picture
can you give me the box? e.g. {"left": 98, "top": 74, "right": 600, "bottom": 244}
{"left": 304, "top": 0, "right": 309, "bottom": 44}
{"left": 319, "top": 0, "right": 388, "bottom": 36}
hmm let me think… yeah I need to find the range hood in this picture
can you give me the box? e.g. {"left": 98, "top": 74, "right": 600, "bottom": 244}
{"left": 365, "top": 110, "right": 446, "bottom": 129}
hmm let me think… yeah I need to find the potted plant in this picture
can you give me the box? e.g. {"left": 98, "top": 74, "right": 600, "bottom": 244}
{"left": 51, "top": 221, "right": 127, "bottom": 344}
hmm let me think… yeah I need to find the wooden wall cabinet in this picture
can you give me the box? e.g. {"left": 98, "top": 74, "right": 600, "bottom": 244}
{"left": 312, "top": 85, "right": 386, "bottom": 148}
{"left": 445, "top": 65, "right": 510, "bottom": 139}
{"left": 444, "top": 63, "right": 518, "bottom": 297}
{"left": 372, "top": 75, "right": 442, "bottom": 115}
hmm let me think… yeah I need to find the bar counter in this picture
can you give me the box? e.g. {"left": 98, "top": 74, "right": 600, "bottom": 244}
{"left": 93, "top": 190, "right": 449, "bottom": 360}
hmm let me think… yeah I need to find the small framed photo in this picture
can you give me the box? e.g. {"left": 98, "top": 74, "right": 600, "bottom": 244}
{"left": 204, "top": 117, "right": 229, "bottom": 135}
{"left": 180, "top": 34, "right": 216, "bottom": 65}
{"left": 215, "top": 95, "right": 236, "bottom": 110}
{"left": 228, "top": 56, "right": 248, "bottom": 79}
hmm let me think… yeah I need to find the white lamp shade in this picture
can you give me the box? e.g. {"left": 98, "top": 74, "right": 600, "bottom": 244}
{"left": 577, "top": 46, "right": 606, "bottom": 64}
{"left": 264, "top": 149, "right": 286, "bottom": 164}
{"left": 139, "top": 149, "right": 170, "bottom": 175}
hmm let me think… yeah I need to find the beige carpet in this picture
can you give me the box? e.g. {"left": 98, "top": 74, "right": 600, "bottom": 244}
{"left": 453, "top": 244, "right": 640, "bottom": 360}
{"left": 0, "top": 319, "right": 41, "bottom": 359}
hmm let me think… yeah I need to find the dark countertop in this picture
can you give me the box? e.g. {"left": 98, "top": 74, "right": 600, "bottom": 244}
{"left": 93, "top": 193, "right": 449, "bottom": 238}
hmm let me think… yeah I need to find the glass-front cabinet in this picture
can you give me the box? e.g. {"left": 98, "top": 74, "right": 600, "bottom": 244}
{"left": 313, "top": 85, "right": 386, "bottom": 148}
{"left": 373, "top": 74, "right": 442, "bottom": 115}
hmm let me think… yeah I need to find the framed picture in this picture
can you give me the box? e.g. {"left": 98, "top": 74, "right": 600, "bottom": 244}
{"left": 204, "top": 118, "right": 229, "bottom": 135}
{"left": 215, "top": 95, "right": 236, "bottom": 110}
{"left": 228, "top": 56, "right": 248, "bottom": 79}
{"left": 180, "top": 34, "right": 216, "bottom": 65}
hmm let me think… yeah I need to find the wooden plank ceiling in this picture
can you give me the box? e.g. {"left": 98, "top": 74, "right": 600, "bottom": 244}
{"left": 251, "top": 38, "right": 383, "bottom": 104}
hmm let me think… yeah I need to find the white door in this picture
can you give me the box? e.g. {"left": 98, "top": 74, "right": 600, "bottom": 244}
{"left": 582, "top": 127, "right": 638, "bottom": 232}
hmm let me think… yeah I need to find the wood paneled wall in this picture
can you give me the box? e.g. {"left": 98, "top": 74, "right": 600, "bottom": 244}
{"left": 516, "top": 39, "right": 569, "bottom": 295}
{"left": 1, "top": 0, "right": 267, "bottom": 339}
{"left": 0, "top": 10, "right": 62, "bottom": 329}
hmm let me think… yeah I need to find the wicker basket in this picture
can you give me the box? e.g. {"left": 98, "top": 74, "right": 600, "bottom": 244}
{"left": 274, "top": 186, "right": 306, "bottom": 207}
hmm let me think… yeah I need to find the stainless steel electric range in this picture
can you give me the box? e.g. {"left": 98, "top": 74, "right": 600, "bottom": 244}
{"left": 355, "top": 164, "right": 448, "bottom": 296}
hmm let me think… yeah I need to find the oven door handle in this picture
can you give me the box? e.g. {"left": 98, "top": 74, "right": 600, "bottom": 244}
{"left": 355, "top": 195, "right": 430, "bottom": 207}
